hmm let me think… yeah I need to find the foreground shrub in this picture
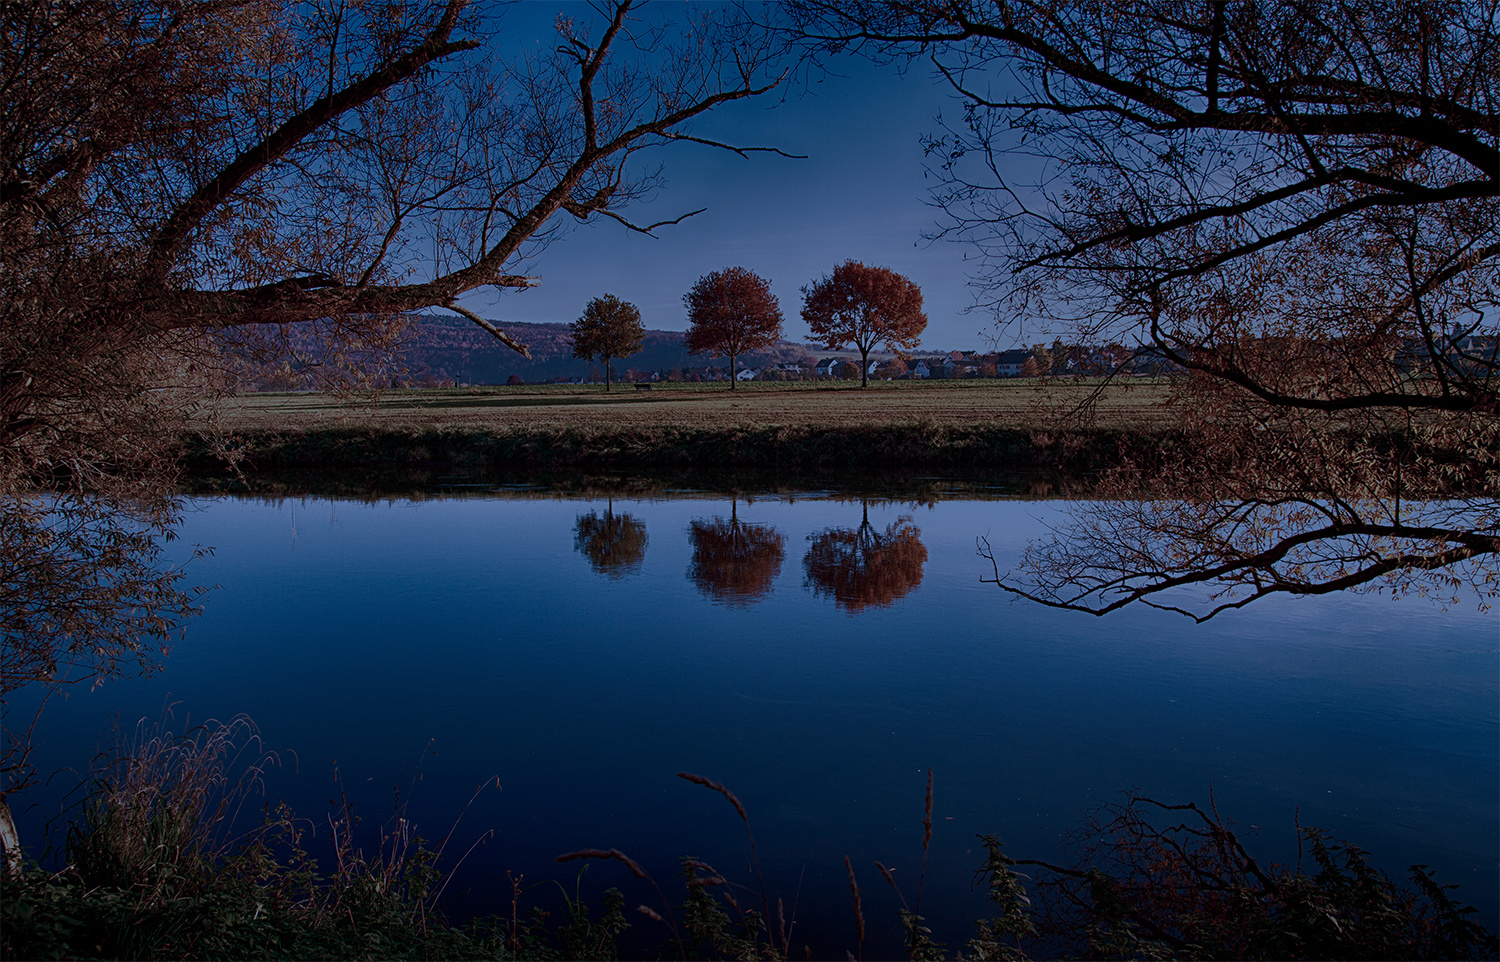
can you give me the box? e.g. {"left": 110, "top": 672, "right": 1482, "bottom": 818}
{"left": 964, "top": 795, "right": 1500, "bottom": 961}
{"left": 4, "top": 742, "right": 1494, "bottom": 960}
{"left": 2, "top": 717, "right": 506, "bottom": 960}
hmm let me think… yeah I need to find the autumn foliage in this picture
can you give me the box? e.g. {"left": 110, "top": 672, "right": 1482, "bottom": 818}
{"left": 801, "top": 262, "right": 926, "bottom": 387}
{"left": 683, "top": 268, "right": 784, "bottom": 389}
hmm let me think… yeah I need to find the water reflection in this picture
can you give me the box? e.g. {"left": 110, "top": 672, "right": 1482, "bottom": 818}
{"left": 803, "top": 500, "right": 927, "bottom": 612}
{"left": 686, "top": 499, "right": 786, "bottom": 606}
{"left": 573, "top": 500, "right": 648, "bottom": 578}
{"left": 8, "top": 493, "right": 1496, "bottom": 948}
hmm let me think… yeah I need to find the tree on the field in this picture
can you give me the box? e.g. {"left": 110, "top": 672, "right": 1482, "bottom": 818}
{"left": 6, "top": 0, "right": 788, "bottom": 488}
{"left": 686, "top": 501, "right": 787, "bottom": 606}
{"left": 683, "top": 267, "right": 785, "bottom": 390}
{"left": 803, "top": 501, "right": 927, "bottom": 612}
{"left": 1, "top": 0, "right": 788, "bottom": 799}
{"left": 801, "top": 261, "right": 927, "bottom": 387}
{"left": 574, "top": 503, "right": 649, "bottom": 579}
{"left": 571, "top": 295, "right": 644, "bottom": 392}
{"left": 1027, "top": 344, "right": 1053, "bottom": 376}
{"left": 787, "top": 0, "right": 1498, "bottom": 614}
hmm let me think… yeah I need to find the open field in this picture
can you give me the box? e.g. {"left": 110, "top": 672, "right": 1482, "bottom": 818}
{"left": 215, "top": 377, "right": 1179, "bottom": 432}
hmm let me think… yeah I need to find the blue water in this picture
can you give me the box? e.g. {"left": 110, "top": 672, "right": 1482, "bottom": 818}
{"left": 8, "top": 492, "right": 1497, "bottom": 955}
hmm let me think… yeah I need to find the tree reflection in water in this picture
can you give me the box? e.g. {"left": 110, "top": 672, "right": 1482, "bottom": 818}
{"left": 686, "top": 499, "right": 786, "bottom": 606}
{"left": 803, "top": 500, "right": 927, "bottom": 612}
{"left": 572, "top": 501, "right": 648, "bottom": 579}
{"left": 983, "top": 426, "right": 1499, "bottom": 622}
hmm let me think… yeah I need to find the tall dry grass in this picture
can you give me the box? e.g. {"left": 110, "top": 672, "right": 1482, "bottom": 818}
{"left": 5, "top": 715, "right": 507, "bottom": 959}
{"left": 65, "top": 715, "right": 274, "bottom": 901}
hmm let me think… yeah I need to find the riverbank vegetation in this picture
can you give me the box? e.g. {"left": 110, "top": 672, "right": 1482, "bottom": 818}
{"left": 181, "top": 378, "right": 1490, "bottom": 503}
{"left": 4, "top": 720, "right": 1494, "bottom": 960}
{"left": 183, "top": 378, "right": 1179, "bottom": 492}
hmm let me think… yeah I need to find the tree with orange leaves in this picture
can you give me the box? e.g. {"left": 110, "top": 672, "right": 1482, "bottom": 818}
{"left": 801, "top": 262, "right": 926, "bottom": 388}
{"left": 683, "top": 268, "right": 784, "bottom": 390}
{"left": 0, "top": 0, "right": 788, "bottom": 717}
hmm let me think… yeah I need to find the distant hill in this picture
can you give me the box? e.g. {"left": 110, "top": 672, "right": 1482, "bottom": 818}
{"left": 225, "top": 313, "right": 957, "bottom": 390}
{"left": 405, "top": 314, "right": 815, "bottom": 384}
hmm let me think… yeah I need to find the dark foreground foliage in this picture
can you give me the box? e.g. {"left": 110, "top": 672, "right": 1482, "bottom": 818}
{"left": 962, "top": 796, "right": 1500, "bottom": 961}
{"left": 3, "top": 735, "right": 1494, "bottom": 961}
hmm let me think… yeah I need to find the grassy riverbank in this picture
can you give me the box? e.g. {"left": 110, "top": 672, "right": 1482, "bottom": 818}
{"left": 184, "top": 380, "right": 1185, "bottom": 493}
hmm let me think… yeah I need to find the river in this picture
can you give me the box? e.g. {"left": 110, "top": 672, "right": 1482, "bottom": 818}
{"left": 9, "top": 490, "right": 1497, "bottom": 956}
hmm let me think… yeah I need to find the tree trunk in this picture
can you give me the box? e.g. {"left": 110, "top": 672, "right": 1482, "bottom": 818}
{"left": 605, "top": 355, "right": 612, "bottom": 392}
{"left": 0, "top": 798, "right": 21, "bottom": 879}
{"left": 728, "top": 351, "right": 737, "bottom": 389}
{"left": 859, "top": 345, "right": 871, "bottom": 387}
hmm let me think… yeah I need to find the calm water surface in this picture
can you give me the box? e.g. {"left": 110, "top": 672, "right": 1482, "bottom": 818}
{"left": 13, "top": 492, "right": 1498, "bottom": 954}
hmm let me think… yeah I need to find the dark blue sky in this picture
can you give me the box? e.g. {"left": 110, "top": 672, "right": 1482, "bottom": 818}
{"left": 453, "top": 1, "right": 1011, "bottom": 351}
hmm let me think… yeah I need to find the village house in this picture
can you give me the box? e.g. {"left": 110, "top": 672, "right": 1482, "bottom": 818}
{"left": 995, "top": 348, "right": 1031, "bottom": 376}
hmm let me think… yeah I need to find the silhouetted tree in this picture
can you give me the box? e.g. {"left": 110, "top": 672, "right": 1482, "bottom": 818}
{"left": 574, "top": 502, "right": 649, "bottom": 579}
{"left": 5, "top": 1, "right": 790, "bottom": 486}
{"left": 683, "top": 267, "right": 784, "bottom": 390}
{"left": 801, "top": 261, "right": 927, "bottom": 387}
{"left": 788, "top": 1, "right": 1497, "bottom": 611}
{"left": 0, "top": 0, "right": 789, "bottom": 760}
{"left": 803, "top": 501, "right": 927, "bottom": 612}
{"left": 571, "top": 295, "right": 645, "bottom": 391}
{"left": 686, "top": 500, "right": 787, "bottom": 606}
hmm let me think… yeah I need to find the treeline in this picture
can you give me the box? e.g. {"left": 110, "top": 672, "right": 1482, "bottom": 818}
{"left": 225, "top": 316, "right": 818, "bottom": 391}
{"left": 223, "top": 317, "right": 1184, "bottom": 391}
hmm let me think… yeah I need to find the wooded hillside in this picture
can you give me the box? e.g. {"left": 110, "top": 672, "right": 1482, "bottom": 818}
{"left": 232, "top": 314, "right": 818, "bottom": 389}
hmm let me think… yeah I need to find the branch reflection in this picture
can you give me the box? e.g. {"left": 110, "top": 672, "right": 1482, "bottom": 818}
{"left": 984, "top": 424, "right": 1499, "bottom": 621}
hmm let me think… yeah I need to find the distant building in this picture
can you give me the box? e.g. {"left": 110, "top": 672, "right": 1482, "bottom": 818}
{"left": 995, "top": 349, "right": 1031, "bottom": 377}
